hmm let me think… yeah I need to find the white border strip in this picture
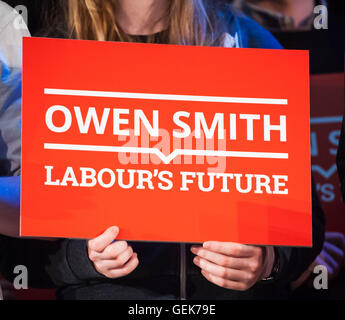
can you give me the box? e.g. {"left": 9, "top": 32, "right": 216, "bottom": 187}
{"left": 44, "top": 88, "right": 288, "bottom": 105}
{"left": 44, "top": 143, "right": 289, "bottom": 164}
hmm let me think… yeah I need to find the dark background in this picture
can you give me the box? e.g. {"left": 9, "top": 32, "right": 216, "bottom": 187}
{"left": 3, "top": 0, "right": 344, "bottom": 73}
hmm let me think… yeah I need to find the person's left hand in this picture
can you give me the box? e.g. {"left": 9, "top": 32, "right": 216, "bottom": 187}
{"left": 191, "top": 242, "right": 271, "bottom": 291}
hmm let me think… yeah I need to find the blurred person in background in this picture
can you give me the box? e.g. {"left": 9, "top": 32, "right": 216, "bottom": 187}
{"left": 0, "top": 0, "right": 30, "bottom": 300}
{"left": 232, "top": 0, "right": 344, "bottom": 73}
{"left": 233, "top": 0, "right": 326, "bottom": 31}
{"left": 0, "top": 0, "right": 29, "bottom": 237}
{"left": 233, "top": 0, "right": 345, "bottom": 298}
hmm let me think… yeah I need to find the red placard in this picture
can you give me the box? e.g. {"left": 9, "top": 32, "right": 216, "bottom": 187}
{"left": 21, "top": 37, "right": 312, "bottom": 246}
{"left": 310, "top": 73, "right": 345, "bottom": 233}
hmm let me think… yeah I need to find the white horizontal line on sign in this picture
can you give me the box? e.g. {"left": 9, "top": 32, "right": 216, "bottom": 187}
{"left": 44, "top": 143, "right": 289, "bottom": 164}
{"left": 44, "top": 88, "right": 288, "bottom": 105}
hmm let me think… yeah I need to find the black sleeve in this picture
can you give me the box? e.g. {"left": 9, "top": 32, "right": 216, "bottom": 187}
{"left": 336, "top": 111, "right": 345, "bottom": 202}
{"left": 272, "top": 177, "right": 325, "bottom": 286}
{"left": 0, "top": 236, "right": 106, "bottom": 289}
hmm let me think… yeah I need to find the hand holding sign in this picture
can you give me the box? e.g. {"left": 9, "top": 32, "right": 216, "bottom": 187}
{"left": 191, "top": 242, "right": 274, "bottom": 291}
{"left": 87, "top": 227, "right": 139, "bottom": 279}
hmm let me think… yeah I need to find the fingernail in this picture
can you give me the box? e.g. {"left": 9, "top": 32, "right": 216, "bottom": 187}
{"left": 203, "top": 242, "right": 209, "bottom": 248}
{"left": 112, "top": 226, "right": 119, "bottom": 234}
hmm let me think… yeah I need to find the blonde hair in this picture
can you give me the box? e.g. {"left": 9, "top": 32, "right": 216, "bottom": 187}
{"left": 66, "top": 0, "right": 229, "bottom": 46}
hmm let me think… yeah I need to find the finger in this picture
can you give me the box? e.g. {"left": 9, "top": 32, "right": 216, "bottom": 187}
{"left": 98, "top": 241, "right": 128, "bottom": 260}
{"left": 325, "top": 233, "right": 345, "bottom": 250}
{"left": 88, "top": 226, "right": 119, "bottom": 253}
{"left": 322, "top": 249, "right": 339, "bottom": 271}
{"left": 193, "top": 256, "right": 247, "bottom": 282}
{"left": 191, "top": 246, "right": 249, "bottom": 270}
{"left": 316, "top": 254, "right": 334, "bottom": 276}
{"left": 203, "top": 241, "right": 257, "bottom": 258}
{"left": 106, "top": 253, "right": 139, "bottom": 279}
{"left": 115, "top": 246, "right": 134, "bottom": 267}
{"left": 307, "top": 260, "right": 318, "bottom": 272}
{"left": 315, "top": 255, "right": 326, "bottom": 267}
{"left": 323, "top": 242, "right": 345, "bottom": 263}
{"left": 290, "top": 268, "right": 313, "bottom": 291}
{"left": 95, "top": 247, "right": 134, "bottom": 270}
{"left": 201, "top": 270, "right": 246, "bottom": 291}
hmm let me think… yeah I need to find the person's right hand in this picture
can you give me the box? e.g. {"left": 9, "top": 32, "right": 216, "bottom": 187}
{"left": 87, "top": 226, "right": 139, "bottom": 279}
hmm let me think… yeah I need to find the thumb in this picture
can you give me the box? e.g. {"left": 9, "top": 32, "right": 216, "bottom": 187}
{"left": 88, "top": 226, "right": 119, "bottom": 253}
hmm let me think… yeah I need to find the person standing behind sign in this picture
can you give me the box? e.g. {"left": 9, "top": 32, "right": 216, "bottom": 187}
{"left": 0, "top": 0, "right": 325, "bottom": 300}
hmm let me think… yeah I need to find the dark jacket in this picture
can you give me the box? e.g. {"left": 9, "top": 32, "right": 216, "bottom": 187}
{"left": 0, "top": 8, "right": 325, "bottom": 300}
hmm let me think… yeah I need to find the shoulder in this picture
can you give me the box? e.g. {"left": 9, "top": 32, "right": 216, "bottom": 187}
{"left": 0, "top": 1, "right": 30, "bottom": 36}
{"left": 0, "top": 1, "right": 30, "bottom": 68}
{"left": 0, "top": 1, "right": 18, "bottom": 32}
{"left": 223, "top": 4, "right": 283, "bottom": 49}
